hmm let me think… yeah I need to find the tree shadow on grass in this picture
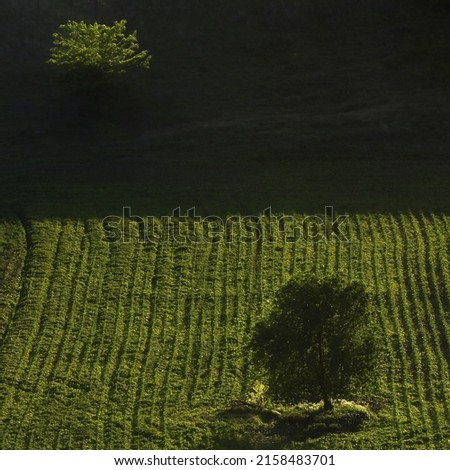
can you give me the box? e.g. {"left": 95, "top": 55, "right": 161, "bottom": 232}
{"left": 212, "top": 401, "right": 371, "bottom": 450}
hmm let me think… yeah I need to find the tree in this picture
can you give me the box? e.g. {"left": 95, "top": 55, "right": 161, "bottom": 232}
{"left": 252, "top": 276, "right": 382, "bottom": 410}
{"left": 47, "top": 19, "right": 151, "bottom": 83}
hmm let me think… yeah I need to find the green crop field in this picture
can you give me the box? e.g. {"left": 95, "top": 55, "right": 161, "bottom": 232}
{"left": 1, "top": 0, "right": 450, "bottom": 452}
{"left": 1, "top": 213, "right": 449, "bottom": 449}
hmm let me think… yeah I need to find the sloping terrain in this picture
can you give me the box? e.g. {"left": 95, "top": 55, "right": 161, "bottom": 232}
{"left": 1, "top": 214, "right": 449, "bottom": 449}
{"left": 1, "top": 1, "right": 450, "bottom": 217}
{"left": 1, "top": 0, "right": 450, "bottom": 450}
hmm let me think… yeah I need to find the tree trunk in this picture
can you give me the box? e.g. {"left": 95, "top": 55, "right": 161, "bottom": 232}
{"left": 317, "top": 331, "right": 333, "bottom": 411}
{"left": 323, "top": 396, "right": 333, "bottom": 411}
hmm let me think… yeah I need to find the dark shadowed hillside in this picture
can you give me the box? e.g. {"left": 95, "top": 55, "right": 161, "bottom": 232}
{"left": 1, "top": 0, "right": 450, "bottom": 217}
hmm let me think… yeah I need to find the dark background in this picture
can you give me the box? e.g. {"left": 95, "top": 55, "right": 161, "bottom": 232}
{"left": 1, "top": 0, "right": 450, "bottom": 218}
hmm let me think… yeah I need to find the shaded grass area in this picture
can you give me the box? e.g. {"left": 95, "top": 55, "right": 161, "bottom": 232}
{"left": 3, "top": 155, "right": 450, "bottom": 218}
{"left": 1, "top": 1, "right": 450, "bottom": 218}
{"left": 211, "top": 401, "right": 371, "bottom": 449}
{"left": 103, "top": 401, "right": 376, "bottom": 450}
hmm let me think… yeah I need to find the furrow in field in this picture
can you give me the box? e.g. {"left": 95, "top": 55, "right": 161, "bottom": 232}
{"left": 74, "top": 219, "right": 111, "bottom": 385}
{"left": 72, "top": 221, "right": 113, "bottom": 449}
{"left": 131, "top": 230, "right": 165, "bottom": 448}
{"left": 292, "top": 215, "right": 306, "bottom": 276}
{"left": 205, "top": 240, "right": 226, "bottom": 402}
{"left": 0, "top": 220, "right": 26, "bottom": 443}
{"left": 50, "top": 222, "right": 90, "bottom": 385}
{"left": 160, "top": 241, "right": 195, "bottom": 433}
{"left": 242, "top": 232, "right": 261, "bottom": 393}
{"left": 0, "top": 220, "right": 62, "bottom": 449}
{"left": 24, "top": 221, "right": 84, "bottom": 385}
{"left": 324, "top": 237, "right": 336, "bottom": 277}
{"left": 280, "top": 216, "right": 295, "bottom": 281}
{"left": 107, "top": 232, "right": 148, "bottom": 449}
{"left": 0, "top": 220, "right": 62, "bottom": 385}
{"left": 96, "top": 229, "right": 137, "bottom": 448}
{"left": 0, "top": 219, "right": 26, "bottom": 343}
{"left": 352, "top": 215, "right": 368, "bottom": 282}
{"left": 422, "top": 215, "right": 450, "bottom": 427}
{"left": 407, "top": 215, "right": 450, "bottom": 442}
{"left": 354, "top": 215, "right": 403, "bottom": 445}
{"left": 345, "top": 216, "right": 359, "bottom": 280}
{"left": 146, "top": 239, "right": 176, "bottom": 442}
{"left": 260, "top": 215, "right": 279, "bottom": 299}
{"left": 439, "top": 215, "right": 450, "bottom": 307}
{"left": 183, "top": 237, "right": 215, "bottom": 405}
{"left": 429, "top": 215, "right": 450, "bottom": 323}
{"left": 187, "top": 238, "right": 224, "bottom": 405}
{"left": 288, "top": 216, "right": 298, "bottom": 276}
{"left": 394, "top": 215, "right": 435, "bottom": 445}
{"left": 334, "top": 220, "right": 351, "bottom": 279}
{"left": 61, "top": 219, "right": 112, "bottom": 448}
{"left": 177, "top": 241, "right": 202, "bottom": 408}
{"left": 214, "top": 237, "right": 236, "bottom": 402}
{"left": 129, "top": 237, "right": 159, "bottom": 449}
{"left": 132, "top": 238, "right": 163, "bottom": 433}
{"left": 258, "top": 217, "right": 272, "bottom": 303}
{"left": 18, "top": 222, "right": 77, "bottom": 386}
{"left": 310, "top": 215, "right": 327, "bottom": 278}
{"left": 272, "top": 221, "right": 286, "bottom": 293}
{"left": 225, "top": 237, "right": 250, "bottom": 399}
{"left": 25, "top": 221, "right": 85, "bottom": 449}
{"left": 73, "top": 220, "right": 137, "bottom": 448}
{"left": 302, "top": 224, "right": 316, "bottom": 276}
{"left": 373, "top": 215, "right": 415, "bottom": 445}
{"left": 388, "top": 214, "right": 433, "bottom": 443}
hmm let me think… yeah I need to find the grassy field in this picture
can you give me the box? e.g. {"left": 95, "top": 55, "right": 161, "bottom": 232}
{"left": 1, "top": 1, "right": 450, "bottom": 218}
{"left": 1, "top": 0, "right": 450, "bottom": 450}
{"left": 1, "top": 213, "right": 449, "bottom": 449}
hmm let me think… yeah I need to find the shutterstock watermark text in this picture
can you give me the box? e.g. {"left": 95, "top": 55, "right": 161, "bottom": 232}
{"left": 101, "top": 206, "right": 350, "bottom": 244}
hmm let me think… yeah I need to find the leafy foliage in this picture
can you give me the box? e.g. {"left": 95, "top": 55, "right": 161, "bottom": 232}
{"left": 252, "top": 276, "right": 382, "bottom": 410}
{"left": 47, "top": 19, "right": 151, "bottom": 78}
{"left": 246, "top": 381, "right": 270, "bottom": 409}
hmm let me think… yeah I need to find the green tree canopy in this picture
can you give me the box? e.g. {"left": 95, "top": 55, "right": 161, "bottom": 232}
{"left": 47, "top": 19, "right": 151, "bottom": 78}
{"left": 252, "top": 276, "right": 382, "bottom": 410}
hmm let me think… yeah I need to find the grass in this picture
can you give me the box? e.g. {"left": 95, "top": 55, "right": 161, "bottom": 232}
{"left": 1, "top": 0, "right": 450, "bottom": 450}
{"left": 1, "top": 1, "right": 450, "bottom": 218}
{"left": 1, "top": 214, "right": 450, "bottom": 449}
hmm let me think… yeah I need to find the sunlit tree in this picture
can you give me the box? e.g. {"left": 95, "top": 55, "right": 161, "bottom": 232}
{"left": 252, "top": 276, "right": 382, "bottom": 410}
{"left": 48, "top": 19, "right": 151, "bottom": 82}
